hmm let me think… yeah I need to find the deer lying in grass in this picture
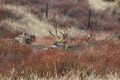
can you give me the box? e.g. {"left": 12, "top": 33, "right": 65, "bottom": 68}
{"left": 49, "top": 30, "right": 99, "bottom": 54}
{"left": 49, "top": 30, "right": 68, "bottom": 50}
{"left": 15, "top": 32, "right": 36, "bottom": 44}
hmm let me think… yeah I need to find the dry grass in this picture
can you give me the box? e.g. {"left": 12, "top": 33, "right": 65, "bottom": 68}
{"left": 1, "top": 0, "right": 119, "bottom": 38}
{"left": 0, "top": 71, "right": 120, "bottom": 80}
{"left": 1, "top": 4, "right": 56, "bottom": 38}
{"left": 0, "top": 4, "right": 91, "bottom": 38}
{"left": 0, "top": 0, "right": 120, "bottom": 80}
{"left": 89, "top": 0, "right": 118, "bottom": 10}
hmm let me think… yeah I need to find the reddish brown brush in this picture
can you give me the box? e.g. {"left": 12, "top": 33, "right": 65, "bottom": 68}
{"left": 0, "top": 26, "right": 22, "bottom": 39}
{"left": 0, "top": 38, "right": 120, "bottom": 77}
{"left": 0, "top": 39, "right": 32, "bottom": 75}
{"left": 0, "top": 6, "right": 5, "bottom": 13}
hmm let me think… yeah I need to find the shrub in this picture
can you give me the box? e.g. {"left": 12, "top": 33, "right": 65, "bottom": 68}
{"left": 0, "top": 39, "right": 32, "bottom": 75}
{"left": 0, "top": 25, "right": 22, "bottom": 38}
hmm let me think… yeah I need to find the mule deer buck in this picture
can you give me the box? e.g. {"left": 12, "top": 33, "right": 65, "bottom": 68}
{"left": 49, "top": 26, "right": 68, "bottom": 50}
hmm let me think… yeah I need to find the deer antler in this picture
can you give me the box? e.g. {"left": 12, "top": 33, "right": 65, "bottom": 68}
{"left": 49, "top": 30, "right": 55, "bottom": 37}
{"left": 60, "top": 31, "right": 64, "bottom": 36}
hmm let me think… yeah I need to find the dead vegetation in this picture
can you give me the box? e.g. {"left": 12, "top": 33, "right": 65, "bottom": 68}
{"left": 0, "top": 38, "right": 120, "bottom": 79}
{"left": 0, "top": 0, "right": 120, "bottom": 79}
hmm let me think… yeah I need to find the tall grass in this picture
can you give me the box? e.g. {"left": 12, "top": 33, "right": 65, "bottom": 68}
{"left": 0, "top": 72, "right": 120, "bottom": 80}
{"left": 0, "top": 38, "right": 120, "bottom": 77}
{"left": 0, "top": 0, "right": 120, "bottom": 79}
{"left": 89, "top": 0, "right": 117, "bottom": 10}
{"left": 0, "top": 4, "right": 91, "bottom": 38}
{"left": 1, "top": 5, "right": 56, "bottom": 38}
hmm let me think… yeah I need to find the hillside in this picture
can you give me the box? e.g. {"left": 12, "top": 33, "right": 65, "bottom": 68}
{"left": 0, "top": 0, "right": 120, "bottom": 80}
